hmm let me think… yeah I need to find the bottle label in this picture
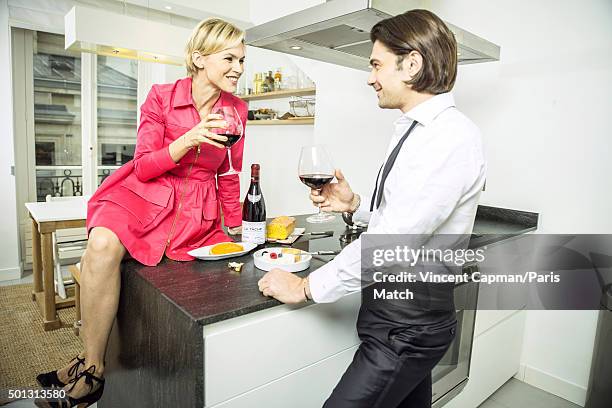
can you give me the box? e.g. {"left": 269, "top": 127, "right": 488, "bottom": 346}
{"left": 242, "top": 221, "right": 266, "bottom": 244}
{"left": 248, "top": 194, "right": 261, "bottom": 203}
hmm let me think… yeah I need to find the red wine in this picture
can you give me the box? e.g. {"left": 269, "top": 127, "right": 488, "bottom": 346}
{"left": 242, "top": 164, "right": 266, "bottom": 244}
{"left": 299, "top": 174, "right": 334, "bottom": 189}
{"left": 220, "top": 134, "right": 241, "bottom": 148}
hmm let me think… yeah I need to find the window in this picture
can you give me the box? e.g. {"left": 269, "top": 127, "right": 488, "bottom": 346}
{"left": 96, "top": 56, "right": 138, "bottom": 184}
{"left": 33, "top": 32, "right": 82, "bottom": 201}
{"left": 14, "top": 28, "right": 141, "bottom": 268}
{"left": 29, "top": 33, "right": 140, "bottom": 197}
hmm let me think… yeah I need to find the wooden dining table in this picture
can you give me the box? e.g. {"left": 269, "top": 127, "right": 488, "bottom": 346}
{"left": 25, "top": 199, "right": 87, "bottom": 331}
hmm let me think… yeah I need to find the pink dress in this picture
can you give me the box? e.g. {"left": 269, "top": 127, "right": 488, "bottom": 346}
{"left": 87, "top": 77, "right": 247, "bottom": 266}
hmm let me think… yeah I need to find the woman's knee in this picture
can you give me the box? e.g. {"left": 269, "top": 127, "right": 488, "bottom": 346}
{"left": 86, "top": 227, "right": 125, "bottom": 261}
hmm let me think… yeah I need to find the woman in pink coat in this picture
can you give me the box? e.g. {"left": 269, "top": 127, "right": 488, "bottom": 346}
{"left": 36, "top": 18, "right": 247, "bottom": 406}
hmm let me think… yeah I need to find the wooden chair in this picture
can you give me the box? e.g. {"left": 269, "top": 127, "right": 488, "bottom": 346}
{"left": 68, "top": 263, "right": 81, "bottom": 336}
{"left": 45, "top": 195, "right": 88, "bottom": 299}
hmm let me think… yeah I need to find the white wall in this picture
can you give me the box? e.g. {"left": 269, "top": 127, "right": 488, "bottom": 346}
{"left": 0, "top": 0, "right": 21, "bottom": 280}
{"left": 236, "top": 46, "right": 317, "bottom": 217}
{"left": 429, "top": 1, "right": 612, "bottom": 405}
{"left": 249, "top": 0, "right": 612, "bottom": 405}
{"left": 247, "top": 0, "right": 398, "bottom": 217}
{"left": 244, "top": 0, "right": 321, "bottom": 217}
{"left": 294, "top": 55, "right": 398, "bottom": 200}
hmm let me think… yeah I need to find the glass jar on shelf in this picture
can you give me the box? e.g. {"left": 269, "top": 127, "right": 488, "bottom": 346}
{"left": 264, "top": 71, "right": 274, "bottom": 93}
{"left": 252, "top": 73, "right": 262, "bottom": 94}
{"left": 282, "top": 72, "right": 297, "bottom": 90}
{"left": 297, "top": 70, "right": 315, "bottom": 89}
{"left": 297, "top": 70, "right": 306, "bottom": 89}
{"left": 274, "top": 68, "right": 282, "bottom": 91}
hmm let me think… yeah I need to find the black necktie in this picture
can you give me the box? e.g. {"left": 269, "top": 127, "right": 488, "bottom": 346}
{"left": 370, "top": 120, "right": 419, "bottom": 211}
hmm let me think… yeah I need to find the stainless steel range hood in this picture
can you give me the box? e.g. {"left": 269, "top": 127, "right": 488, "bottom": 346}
{"left": 245, "top": 0, "right": 500, "bottom": 71}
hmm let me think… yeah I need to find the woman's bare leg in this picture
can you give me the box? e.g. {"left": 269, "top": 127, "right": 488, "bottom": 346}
{"left": 59, "top": 226, "right": 125, "bottom": 397}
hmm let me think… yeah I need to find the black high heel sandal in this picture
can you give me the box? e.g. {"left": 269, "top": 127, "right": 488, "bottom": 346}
{"left": 36, "top": 356, "right": 85, "bottom": 388}
{"left": 36, "top": 365, "right": 105, "bottom": 408}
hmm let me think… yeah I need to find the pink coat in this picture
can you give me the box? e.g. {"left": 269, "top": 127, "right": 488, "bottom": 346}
{"left": 87, "top": 77, "right": 247, "bottom": 266}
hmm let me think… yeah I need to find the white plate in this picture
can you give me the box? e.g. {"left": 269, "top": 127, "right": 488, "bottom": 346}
{"left": 253, "top": 247, "right": 312, "bottom": 273}
{"left": 188, "top": 242, "right": 258, "bottom": 261}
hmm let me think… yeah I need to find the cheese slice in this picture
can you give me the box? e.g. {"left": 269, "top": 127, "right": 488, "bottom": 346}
{"left": 281, "top": 247, "right": 302, "bottom": 262}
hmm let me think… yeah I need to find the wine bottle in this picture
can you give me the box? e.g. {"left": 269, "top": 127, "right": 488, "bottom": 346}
{"left": 242, "top": 164, "right": 266, "bottom": 244}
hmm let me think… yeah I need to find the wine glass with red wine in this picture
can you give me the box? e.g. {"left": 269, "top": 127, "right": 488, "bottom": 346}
{"left": 298, "top": 145, "right": 336, "bottom": 223}
{"left": 212, "top": 105, "right": 244, "bottom": 175}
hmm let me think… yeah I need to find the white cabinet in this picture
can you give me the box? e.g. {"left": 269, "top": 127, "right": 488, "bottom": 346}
{"left": 443, "top": 310, "right": 526, "bottom": 408}
{"left": 203, "top": 281, "right": 526, "bottom": 408}
{"left": 203, "top": 292, "right": 361, "bottom": 407}
{"left": 210, "top": 346, "right": 358, "bottom": 408}
{"left": 441, "top": 236, "right": 529, "bottom": 406}
{"left": 475, "top": 309, "right": 521, "bottom": 337}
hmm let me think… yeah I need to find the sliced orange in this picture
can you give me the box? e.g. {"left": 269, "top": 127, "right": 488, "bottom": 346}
{"left": 211, "top": 242, "right": 244, "bottom": 255}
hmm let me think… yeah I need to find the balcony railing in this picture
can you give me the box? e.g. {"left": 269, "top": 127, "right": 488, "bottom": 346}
{"left": 35, "top": 166, "right": 120, "bottom": 201}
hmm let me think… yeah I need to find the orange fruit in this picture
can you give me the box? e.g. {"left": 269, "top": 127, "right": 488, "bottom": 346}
{"left": 211, "top": 242, "right": 244, "bottom": 255}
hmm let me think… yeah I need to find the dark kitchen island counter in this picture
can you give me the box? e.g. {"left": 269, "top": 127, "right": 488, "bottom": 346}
{"left": 99, "top": 206, "right": 538, "bottom": 408}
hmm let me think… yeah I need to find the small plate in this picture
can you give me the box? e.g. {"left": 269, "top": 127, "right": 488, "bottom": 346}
{"left": 188, "top": 242, "right": 257, "bottom": 261}
{"left": 253, "top": 247, "right": 312, "bottom": 273}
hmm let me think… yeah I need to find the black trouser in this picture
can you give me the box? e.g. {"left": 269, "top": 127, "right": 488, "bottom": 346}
{"left": 323, "top": 317, "right": 457, "bottom": 408}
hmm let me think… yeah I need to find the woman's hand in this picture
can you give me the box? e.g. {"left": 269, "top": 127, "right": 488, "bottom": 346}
{"left": 227, "top": 225, "right": 242, "bottom": 235}
{"left": 183, "top": 113, "right": 229, "bottom": 149}
{"left": 310, "top": 169, "right": 360, "bottom": 213}
{"left": 169, "top": 114, "right": 229, "bottom": 162}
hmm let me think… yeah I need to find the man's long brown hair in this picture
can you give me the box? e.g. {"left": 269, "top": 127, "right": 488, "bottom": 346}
{"left": 370, "top": 9, "right": 457, "bottom": 94}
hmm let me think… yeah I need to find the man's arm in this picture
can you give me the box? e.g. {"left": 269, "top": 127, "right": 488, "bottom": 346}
{"left": 259, "top": 133, "right": 484, "bottom": 304}
{"left": 256, "top": 238, "right": 362, "bottom": 304}
{"left": 258, "top": 168, "right": 365, "bottom": 304}
{"left": 306, "top": 136, "right": 484, "bottom": 303}
{"left": 307, "top": 237, "right": 362, "bottom": 303}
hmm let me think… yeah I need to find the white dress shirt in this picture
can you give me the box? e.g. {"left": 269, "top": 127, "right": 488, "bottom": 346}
{"left": 309, "top": 92, "right": 487, "bottom": 303}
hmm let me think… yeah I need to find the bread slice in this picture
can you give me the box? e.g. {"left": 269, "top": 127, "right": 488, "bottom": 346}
{"left": 266, "top": 216, "right": 296, "bottom": 240}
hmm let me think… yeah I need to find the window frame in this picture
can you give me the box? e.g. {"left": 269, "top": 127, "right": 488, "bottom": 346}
{"left": 12, "top": 27, "right": 142, "bottom": 268}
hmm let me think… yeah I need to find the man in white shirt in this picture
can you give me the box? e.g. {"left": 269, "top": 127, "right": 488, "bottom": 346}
{"left": 258, "top": 9, "right": 486, "bottom": 408}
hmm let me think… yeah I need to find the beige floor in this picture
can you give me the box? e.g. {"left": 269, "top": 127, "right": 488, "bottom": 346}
{"left": 3, "top": 378, "right": 582, "bottom": 408}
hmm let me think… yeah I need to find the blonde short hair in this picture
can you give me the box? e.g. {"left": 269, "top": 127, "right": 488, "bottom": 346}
{"left": 185, "top": 18, "right": 244, "bottom": 77}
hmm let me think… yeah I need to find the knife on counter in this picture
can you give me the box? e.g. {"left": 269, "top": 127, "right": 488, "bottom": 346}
{"left": 307, "top": 250, "right": 339, "bottom": 256}
{"left": 297, "top": 230, "right": 334, "bottom": 238}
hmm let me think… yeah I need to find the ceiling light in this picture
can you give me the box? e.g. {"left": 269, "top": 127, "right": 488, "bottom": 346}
{"left": 164, "top": 5, "right": 172, "bottom": 10}
{"left": 65, "top": 6, "right": 190, "bottom": 65}
{"left": 290, "top": 45, "right": 302, "bottom": 50}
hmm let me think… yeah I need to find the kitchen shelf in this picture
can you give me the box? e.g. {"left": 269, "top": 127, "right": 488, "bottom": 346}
{"left": 247, "top": 118, "right": 314, "bottom": 125}
{"left": 238, "top": 87, "right": 316, "bottom": 101}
